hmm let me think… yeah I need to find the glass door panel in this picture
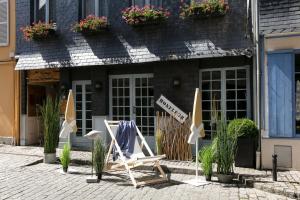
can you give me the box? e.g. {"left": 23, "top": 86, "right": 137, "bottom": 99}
{"left": 200, "top": 67, "right": 250, "bottom": 140}
{"left": 74, "top": 81, "right": 92, "bottom": 137}
{"left": 110, "top": 74, "right": 154, "bottom": 136}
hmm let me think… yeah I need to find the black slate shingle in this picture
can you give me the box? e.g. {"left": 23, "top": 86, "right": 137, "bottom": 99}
{"left": 260, "top": 0, "right": 300, "bottom": 35}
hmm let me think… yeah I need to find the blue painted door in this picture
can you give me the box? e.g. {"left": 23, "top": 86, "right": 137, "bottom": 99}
{"left": 268, "top": 53, "right": 294, "bottom": 137}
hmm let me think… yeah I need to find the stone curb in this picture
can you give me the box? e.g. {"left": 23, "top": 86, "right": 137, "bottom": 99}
{"left": 239, "top": 175, "right": 300, "bottom": 199}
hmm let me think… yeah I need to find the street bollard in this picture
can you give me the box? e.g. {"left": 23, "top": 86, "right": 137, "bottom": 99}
{"left": 272, "top": 154, "right": 277, "bottom": 182}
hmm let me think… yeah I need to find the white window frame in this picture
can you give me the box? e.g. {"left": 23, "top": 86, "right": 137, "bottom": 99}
{"left": 33, "top": 0, "right": 52, "bottom": 23}
{"left": 0, "top": 0, "right": 9, "bottom": 46}
{"left": 131, "top": 0, "right": 162, "bottom": 7}
{"left": 199, "top": 66, "right": 251, "bottom": 124}
{"left": 72, "top": 80, "right": 92, "bottom": 136}
{"left": 81, "top": 0, "right": 107, "bottom": 17}
{"left": 109, "top": 74, "right": 155, "bottom": 137}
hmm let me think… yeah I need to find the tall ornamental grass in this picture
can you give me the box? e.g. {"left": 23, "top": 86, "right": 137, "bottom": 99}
{"left": 40, "top": 96, "right": 61, "bottom": 154}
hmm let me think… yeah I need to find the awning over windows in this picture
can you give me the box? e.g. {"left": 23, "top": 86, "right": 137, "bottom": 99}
{"left": 15, "top": 35, "right": 252, "bottom": 70}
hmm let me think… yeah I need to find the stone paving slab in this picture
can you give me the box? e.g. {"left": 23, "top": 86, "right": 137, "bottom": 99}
{"left": 0, "top": 153, "right": 294, "bottom": 200}
{"left": 0, "top": 144, "right": 91, "bottom": 164}
{"left": 1, "top": 145, "right": 300, "bottom": 199}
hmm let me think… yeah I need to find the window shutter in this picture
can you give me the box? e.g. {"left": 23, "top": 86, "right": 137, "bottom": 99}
{"left": 268, "top": 53, "right": 294, "bottom": 137}
{"left": 0, "top": 0, "right": 8, "bottom": 46}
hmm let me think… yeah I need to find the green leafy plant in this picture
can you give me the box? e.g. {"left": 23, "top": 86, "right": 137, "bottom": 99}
{"left": 228, "top": 118, "right": 258, "bottom": 138}
{"left": 73, "top": 15, "right": 108, "bottom": 35}
{"left": 215, "top": 117, "right": 237, "bottom": 175}
{"left": 122, "top": 5, "right": 170, "bottom": 26}
{"left": 199, "top": 144, "right": 214, "bottom": 179}
{"left": 40, "top": 96, "right": 60, "bottom": 154}
{"left": 180, "top": 0, "right": 229, "bottom": 19}
{"left": 155, "top": 130, "right": 163, "bottom": 155}
{"left": 60, "top": 144, "right": 71, "bottom": 172}
{"left": 21, "top": 21, "right": 56, "bottom": 41}
{"left": 93, "top": 139, "right": 106, "bottom": 179}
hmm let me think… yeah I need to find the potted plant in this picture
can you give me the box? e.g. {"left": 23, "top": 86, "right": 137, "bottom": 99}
{"left": 228, "top": 118, "right": 258, "bottom": 168}
{"left": 93, "top": 139, "right": 106, "bottom": 180}
{"left": 199, "top": 144, "right": 214, "bottom": 181}
{"left": 21, "top": 21, "right": 56, "bottom": 41}
{"left": 180, "top": 0, "right": 229, "bottom": 19}
{"left": 73, "top": 15, "right": 108, "bottom": 35}
{"left": 40, "top": 96, "right": 60, "bottom": 164}
{"left": 60, "top": 144, "right": 71, "bottom": 173}
{"left": 122, "top": 5, "right": 170, "bottom": 26}
{"left": 215, "top": 117, "right": 237, "bottom": 183}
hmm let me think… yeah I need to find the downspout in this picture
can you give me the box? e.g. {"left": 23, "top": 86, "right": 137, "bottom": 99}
{"left": 253, "top": 0, "right": 261, "bottom": 169}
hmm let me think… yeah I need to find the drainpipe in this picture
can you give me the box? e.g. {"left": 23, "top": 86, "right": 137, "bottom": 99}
{"left": 253, "top": 0, "right": 261, "bottom": 170}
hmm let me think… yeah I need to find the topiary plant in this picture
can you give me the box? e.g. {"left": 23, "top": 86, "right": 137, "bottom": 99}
{"left": 60, "top": 144, "right": 71, "bottom": 172}
{"left": 227, "top": 118, "right": 258, "bottom": 138}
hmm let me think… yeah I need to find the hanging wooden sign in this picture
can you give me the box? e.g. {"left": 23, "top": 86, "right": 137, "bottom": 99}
{"left": 27, "top": 69, "right": 60, "bottom": 84}
{"left": 156, "top": 95, "right": 188, "bottom": 124}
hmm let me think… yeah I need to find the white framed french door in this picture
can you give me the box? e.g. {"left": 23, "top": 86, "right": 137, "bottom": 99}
{"left": 109, "top": 74, "right": 155, "bottom": 138}
{"left": 199, "top": 66, "right": 251, "bottom": 139}
{"left": 72, "top": 80, "right": 93, "bottom": 137}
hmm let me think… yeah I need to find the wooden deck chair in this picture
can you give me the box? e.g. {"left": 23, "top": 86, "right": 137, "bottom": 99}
{"left": 104, "top": 120, "right": 168, "bottom": 187}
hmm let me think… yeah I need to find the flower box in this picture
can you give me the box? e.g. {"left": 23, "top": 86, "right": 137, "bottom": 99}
{"left": 122, "top": 6, "right": 170, "bottom": 26}
{"left": 180, "top": 0, "right": 229, "bottom": 19}
{"left": 21, "top": 21, "right": 56, "bottom": 41}
{"left": 73, "top": 15, "right": 108, "bottom": 35}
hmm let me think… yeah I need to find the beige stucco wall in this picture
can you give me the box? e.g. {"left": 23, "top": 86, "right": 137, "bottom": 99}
{"left": 262, "top": 138, "right": 300, "bottom": 170}
{"left": 264, "top": 33, "right": 300, "bottom": 52}
{"left": 0, "top": 0, "right": 18, "bottom": 144}
{"left": 262, "top": 33, "right": 300, "bottom": 170}
{"left": 0, "top": 63, "right": 15, "bottom": 138}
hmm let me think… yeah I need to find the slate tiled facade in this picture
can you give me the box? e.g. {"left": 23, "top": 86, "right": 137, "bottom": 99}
{"left": 16, "top": 0, "right": 254, "bottom": 149}
{"left": 260, "top": 0, "right": 300, "bottom": 34}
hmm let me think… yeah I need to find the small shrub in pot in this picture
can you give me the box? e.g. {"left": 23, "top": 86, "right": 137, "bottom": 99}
{"left": 40, "top": 96, "right": 60, "bottom": 163}
{"left": 199, "top": 144, "right": 214, "bottom": 181}
{"left": 60, "top": 144, "right": 71, "bottom": 172}
{"left": 93, "top": 139, "right": 106, "bottom": 180}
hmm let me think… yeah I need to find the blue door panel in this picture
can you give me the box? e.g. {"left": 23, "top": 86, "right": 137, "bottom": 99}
{"left": 268, "top": 53, "right": 294, "bottom": 137}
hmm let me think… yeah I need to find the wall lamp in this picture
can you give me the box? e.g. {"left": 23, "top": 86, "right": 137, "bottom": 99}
{"left": 172, "top": 77, "right": 181, "bottom": 88}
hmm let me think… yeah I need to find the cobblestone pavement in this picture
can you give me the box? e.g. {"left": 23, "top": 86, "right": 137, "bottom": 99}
{"left": 0, "top": 144, "right": 91, "bottom": 163}
{"left": 1, "top": 145, "right": 300, "bottom": 199}
{"left": 0, "top": 153, "right": 294, "bottom": 200}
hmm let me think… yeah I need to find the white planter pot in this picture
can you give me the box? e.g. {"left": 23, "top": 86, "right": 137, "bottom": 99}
{"left": 44, "top": 153, "right": 56, "bottom": 164}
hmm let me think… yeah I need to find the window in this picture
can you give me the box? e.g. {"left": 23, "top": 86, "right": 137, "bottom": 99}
{"left": 73, "top": 81, "right": 93, "bottom": 136}
{"left": 80, "top": 0, "right": 107, "bottom": 18}
{"left": 130, "top": 0, "right": 162, "bottom": 7}
{"left": 295, "top": 54, "right": 300, "bottom": 135}
{"left": 200, "top": 67, "right": 250, "bottom": 139}
{"left": 0, "top": 0, "right": 8, "bottom": 46}
{"left": 32, "top": 0, "right": 56, "bottom": 23}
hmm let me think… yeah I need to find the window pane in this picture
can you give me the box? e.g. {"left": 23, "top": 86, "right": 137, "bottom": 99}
{"left": 295, "top": 57, "right": 300, "bottom": 134}
{"left": 84, "top": 0, "right": 95, "bottom": 17}
{"left": 36, "top": 0, "right": 46, "bottom": 22}
{"left": 49, "top": 0, "right": 56, "bottom": 22}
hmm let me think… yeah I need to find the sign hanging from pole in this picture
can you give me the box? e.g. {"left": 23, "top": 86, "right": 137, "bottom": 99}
{"left": 156, "top": 95, "right": 188, "bottom": 124}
